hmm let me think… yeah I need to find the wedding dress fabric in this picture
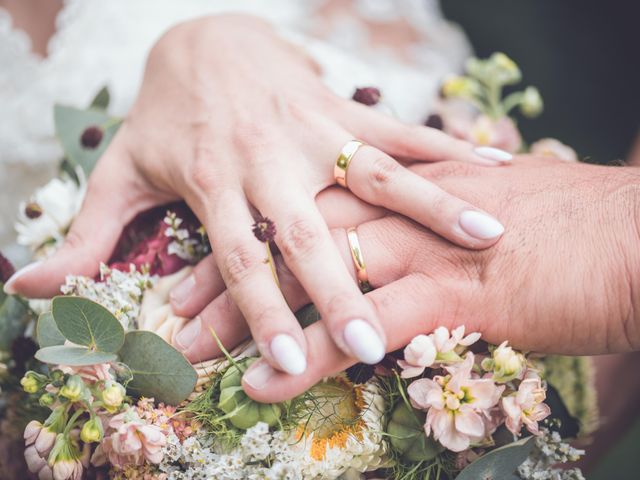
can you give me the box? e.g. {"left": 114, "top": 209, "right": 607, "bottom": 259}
{"left": 0, "top": 0, "right": 470, "bottom": 264}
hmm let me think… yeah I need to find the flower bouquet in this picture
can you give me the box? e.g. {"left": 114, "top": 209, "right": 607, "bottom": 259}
{"left": 0, "top": 54, "right": 594, "bottom": 480}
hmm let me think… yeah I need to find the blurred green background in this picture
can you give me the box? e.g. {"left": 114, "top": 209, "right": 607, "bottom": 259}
{"left": 442, "top": 0, "right": 640, "bottom": 165}
{"left": 442, "top": 2, "right": 640, "bottom": 478}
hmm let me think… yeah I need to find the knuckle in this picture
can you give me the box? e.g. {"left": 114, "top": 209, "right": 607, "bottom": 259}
{"left": 368, "top": 155, "right": 400, "bottom": 192}
{"left": 414, "top": 161, "right": 482, "bottom": 182}
{"left": 325, "top": 291, "right": 363, "bottom": 320}
{"left": 221, "top": 244, "right": 260, "bottom": 287}
{"left": 279, "top": 218, "right": 321, "bottom": 259}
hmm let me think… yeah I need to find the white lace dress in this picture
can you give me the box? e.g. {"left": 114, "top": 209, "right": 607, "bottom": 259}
{"left": 0, "top": 0, "right": 470, "bottom": 265}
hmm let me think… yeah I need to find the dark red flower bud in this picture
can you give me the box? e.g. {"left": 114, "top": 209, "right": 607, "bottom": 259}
{"left": 352, "top": 87, "right": 381, "bottom": 106}
{"left": 252, "top": 216, "right": 276, "bottom": 243}
{"left": 24, "top": 202, "right": 43, "bottom": 219}
{"left": 424, "top": 114, "right": 444, "bottom": 131}
{"left": 80, "top": 125, "right": 104, "bottom": 149}
{"left": 0, "top": 252, "right": 16, "bottom": 284}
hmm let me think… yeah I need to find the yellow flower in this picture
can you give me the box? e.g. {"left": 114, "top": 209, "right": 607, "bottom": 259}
{"left": 442, "top": 75, "right": 480, "bottom": 100}
{"left": 489, "top": 52, "right": 522, "bottom": 85}
{"left": 80, "top": 417, "right": 104, "bottom": 443}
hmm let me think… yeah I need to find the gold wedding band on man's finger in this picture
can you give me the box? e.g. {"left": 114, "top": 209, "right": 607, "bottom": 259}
{"left": 346, "top": 227, "right": 372, "bottom": 293}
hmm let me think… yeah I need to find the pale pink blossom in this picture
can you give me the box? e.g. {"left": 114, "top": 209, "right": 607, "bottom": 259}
{"left": 398, "top": 334, "right": 437, "bottom": 378}
{"left": 408, "top": 353, "right": 504, "bottom": 452}
{"left": 57, "top": 363, "right": 113, "bottom": 383}
{"left": 97, "top": 411, "right": 167, "bottom": 468}
{"left": 530, "top": 138, "right": 578, "bottom": 162}
{"left": 52, "top": 458, "right": 83, "bottom": 480}
{"left": 501, "top": 376, "right": 551, "bottom": 435}
{"left": 24, "top": 420, "right": 57, "bottom": 477}
{"left": 399, "top": 327, "right": 482, "bottom": 378}
{"left": 468, "top": 115, "right": 522, "bottom": 153}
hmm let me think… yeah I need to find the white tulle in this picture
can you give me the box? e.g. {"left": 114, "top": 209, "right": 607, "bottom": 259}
{"left": 0, "top": 0, "right": 470, "bottom": 262}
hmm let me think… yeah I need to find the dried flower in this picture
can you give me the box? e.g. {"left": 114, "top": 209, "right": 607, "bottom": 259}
{"left": 352, "top": 87, "right": 381, "bottom": 106}
{"left": 424, "top": 113, "right": 444, "bottom": 130}
{"left": 0, "top": 251, "right": 15, "bottom": 283}
{"left": 252, "top": 216, "right": 276, "bottom": 243}
{"left": 80, "top": 125, "right": 103, "bottom": 149}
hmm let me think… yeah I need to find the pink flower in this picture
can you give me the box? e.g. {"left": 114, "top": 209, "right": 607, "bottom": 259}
{"left": 97, "top": 411, "right": 167, "bottom": 468}
{"left": 530, "top": 138, "right": 578, "bottom": 162}
{"left": 57, "top": 363, "right": 113, "bottom": 383}
{"left": 52, "top": 459, "right": 83, "bottom": 480}
{"left": 408, "top": 353, "right": 504, "bottom": 452}
{"left": 468, "top": 115, "right": 522, "bottom": 153}
{"left": 399, "top": 327, "right": 482, "bottom": 378}
{"left": 398, "top": 335, "right": 437, "bottom": 378}
{"left": 24, "top": 420, "right": 57, "bottom": 477}
{"left": 501, "top": 376, "right": 551, "bottom": 435}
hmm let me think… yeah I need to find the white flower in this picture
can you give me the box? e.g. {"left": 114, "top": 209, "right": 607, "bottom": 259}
{"left": 16, "top": 168, "right": 86, "bottom": 254}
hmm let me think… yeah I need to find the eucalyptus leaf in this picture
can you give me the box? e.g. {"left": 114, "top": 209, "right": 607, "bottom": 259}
{"left": 387, "top": 402, "right": 443, "bottom": 462}
{"left": 90, "top": 86, "right": 110, "bottom": 109}
{"left": 295, "top": 304, "right": 321, "bottom": 328}
{"left": 0, "top": 289, "right": 33, "bottom": 350}
{"left": 455, "top": 436, "right": 535, "bottom": 480}
{"left": 51, "top": 296, "right": 124, "bottom": 352}
{"left": 36, "top": 311, "right": 66, "bottom": 348}
{"left": 35, "top": 345, "right": 117, "bottom": 366}
{"left": 118, "top": 331, "right": 197, "bottom": 405}
{"left": 54, "top": 105, "right": 120, "bottom": 175}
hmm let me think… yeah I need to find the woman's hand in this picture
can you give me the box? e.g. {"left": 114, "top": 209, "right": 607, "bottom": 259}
{"left": 171, "top": 156, "right": 640, "bottom": 402}
{"left": 7, "top": 14, "right": 509, "bottom": 375}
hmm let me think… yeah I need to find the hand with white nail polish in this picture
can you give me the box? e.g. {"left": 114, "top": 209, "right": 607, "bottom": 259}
{"left": 165, "top": 156, "right": 640, "bottom": 402}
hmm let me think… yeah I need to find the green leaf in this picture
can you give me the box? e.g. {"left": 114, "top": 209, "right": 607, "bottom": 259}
{"left": 118, "top": 331, "right": 197, "bottom": 405}
{"left": 387, "top": 402, "right": 443, "bottom": 462}
{"left": 36, "top": 311, "right": 66, "bottom": 348}
{"left": 455, "top": 436, "right": 535, "bottom": 480}
{"left": 51, "top": 296, "right": 124, "bottom": 352}
{"left": 35, "top": 345, "right": 117, "bottom": 366}
{"left": 90, "top": 86, "right": 110, "bottom": 109}
{"left": 0, "top": 289, "right": 33, "bottom": 350}
{"left": 54, "top": 105, "right": 120, "bottom": 175}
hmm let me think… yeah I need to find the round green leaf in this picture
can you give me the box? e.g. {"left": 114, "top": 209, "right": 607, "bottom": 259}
{"left": 118, "top": 331, "right": 197, "bottom": 405}
{"left": 455, "top": 436, "right": 535, "bottom": 480}
{"left": 0, "top": 291, "right": 33, "bottom": 350}
{"left": 35, "top": 345, "right": 117, "bottom": 366}
{"left": 36, "top": 312, "right": 66, "bottom": 348}
{"left": 387, "top": 402, "right": 443, "bottom": 462}
{"left": 52, "top": 296, "right": 124, "bottom": 352}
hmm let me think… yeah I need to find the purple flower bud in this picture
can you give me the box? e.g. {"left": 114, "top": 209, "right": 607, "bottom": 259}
{"left": 352, "top": 87, "right": 381, "bottom": 106}
{"left": 252, "top": 216, "right": 276, "bottom": 243}
{"left": 0, "top": 252, "right": 15, "bottom": 283}
{"left": 80, "top": 125, "right": 103, "bottom": 149}
{"left": 424, "top": 114, "right": 444, "bottom": 131}
{"left": 25, "top": 202, "right": 43, "bottom": 219}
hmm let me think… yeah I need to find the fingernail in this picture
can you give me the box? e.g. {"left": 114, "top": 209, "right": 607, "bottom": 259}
{"left": 343, "top": 319, "right": 385, "bottom": 364}
{"left": 174, "top": 316, "right": 202, "bottom": 352}
{"left": 243, "top": 360, "right": 276, "bottom": 390}
{"left": 270, "top": 334, "right": 307, "bottom": 375}
{"left": 459, "top": 210, "right": 505, "bottom": 240}
{"left": 3, "top": 261, "right": 43, "bottom": 295}
{"left": 170, "top": 274, "right": 196, "bottom": 308}
{"left": 474, "top": 146, "right": 513, "bottom": 163}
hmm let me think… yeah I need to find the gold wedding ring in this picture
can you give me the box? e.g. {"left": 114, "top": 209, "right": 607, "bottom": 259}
{"left": 347, "top": 227, "right": 372, "bottom": 293}
{"left": 334, "top": 140, "right": 364, "bottom": 188}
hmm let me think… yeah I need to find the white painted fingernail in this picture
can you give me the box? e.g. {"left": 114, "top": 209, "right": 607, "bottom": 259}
{"left": 459, "top": 211, "right": 505, "bottom": 240}
{"left": 170, "top": 274, "right": 196, "bottom": 308}
{"left": 3, "top": 261, "right": 43, "bottom": 295}
{"left": 243, "top": 361, "right": 276, "bottom": 390}
{"left": 270, "top": 334, "right": 307, "bottom": 375}
{"left": 343, "top": 319, "right": 385, "bottom": 364}
{"left": 474, "top": 146, "right": 513, "bottom": 163}
{"left": 174, "top": 317, "right": 202, "bottom": 352}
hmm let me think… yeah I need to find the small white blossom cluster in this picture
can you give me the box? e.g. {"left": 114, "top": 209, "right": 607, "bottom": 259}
{"left": 164, "top": 212, "right": 209, "bottom": 262}
{"left": 61, "top": 263, "right": 154, "bottom": 330}
{"left": 158, "top": 424, "right": 302, "bottom": 480}
{"left": 517, "top": 428, "right": 585, "bottom": 480}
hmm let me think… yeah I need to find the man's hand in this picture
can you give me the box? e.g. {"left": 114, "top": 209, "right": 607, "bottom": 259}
{"left": 236, "top": 156, "right": 640, "bottom": 401}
